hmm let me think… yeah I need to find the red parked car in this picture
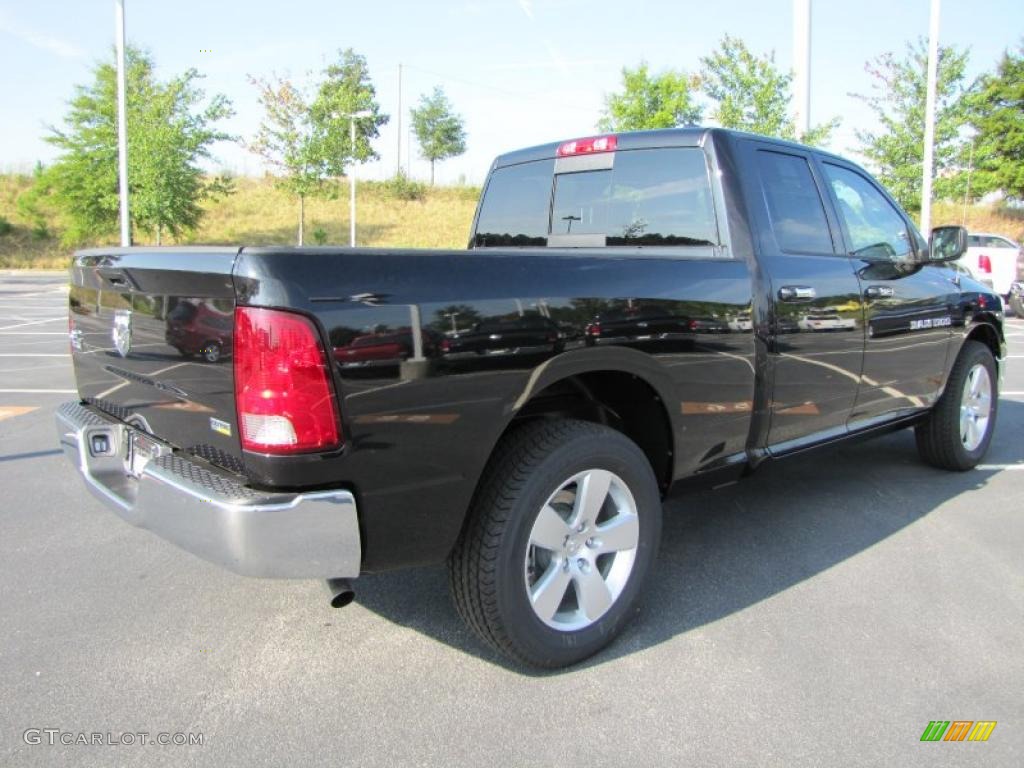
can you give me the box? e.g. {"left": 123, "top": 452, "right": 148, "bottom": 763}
{"left": 165, "top": 300, "right": 233, "bottom": 363}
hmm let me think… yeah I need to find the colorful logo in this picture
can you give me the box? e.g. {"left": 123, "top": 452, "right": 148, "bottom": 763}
{"left": 920, "top": 721, "right": 997, "bottom": 742}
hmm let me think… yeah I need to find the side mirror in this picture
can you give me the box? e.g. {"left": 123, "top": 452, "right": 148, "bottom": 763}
{"left": 928, "top": 225, "right": 967, "bottom": 262}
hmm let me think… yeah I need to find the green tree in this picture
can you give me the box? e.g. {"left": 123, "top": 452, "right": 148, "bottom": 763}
{"left": 410, "top": 87, "right": 467, "bottom": 185}
{"left": 39, "top": 45, "right": 232, "bottom": 246}
{"left": 968, "top": 41, "right": 1024, "bottom": 201}
{"left": 852, "top": 39, "right": 972, "bottom": 212}
{"left": 597, "top": 63, "right": 702, "bottom": 132}
{"left": 700, "top": 35, "right": 838, "bottom": 145}
{"left": 310, "top": 49, "right": 389, "bottom": 177}
{"left": 248, "top": 74, "right": 330, "bottom": 245}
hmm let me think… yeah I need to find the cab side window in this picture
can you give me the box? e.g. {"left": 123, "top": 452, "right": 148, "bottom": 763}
{"left": 823, "top": 164, "right": 912, "bottom": 261}
{"left": 756, "top": 150, "right": 834, "bottom": 254}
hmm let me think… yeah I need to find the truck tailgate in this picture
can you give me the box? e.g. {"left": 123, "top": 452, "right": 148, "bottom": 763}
{"left": 68, "top": 248, "right": 244, "bottom": 473}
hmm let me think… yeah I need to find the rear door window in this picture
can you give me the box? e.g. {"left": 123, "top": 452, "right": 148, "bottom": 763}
{"left": 550, "top": 148, "right": 718, "bottom": 246}
{"left": 756, "top": 150, "right": 834, "bottom": 254}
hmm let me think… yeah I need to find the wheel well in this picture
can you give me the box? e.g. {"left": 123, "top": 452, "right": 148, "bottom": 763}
{"left": 506, "top": 371, "right": 674, "bottom": 492}
{"left": 966, "top": 321, "right": 1001, "bottom": 366}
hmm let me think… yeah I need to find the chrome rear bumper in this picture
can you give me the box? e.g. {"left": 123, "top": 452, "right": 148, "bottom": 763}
{"left": 55, "top": 401, "right": 360, "bottom": 578}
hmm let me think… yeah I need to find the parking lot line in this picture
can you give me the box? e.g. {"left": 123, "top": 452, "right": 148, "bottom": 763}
{"left": 0, "top": 332, "right": 68, "bottom": 336}
{"left": 0, "top": 317, "right": 65, "bottom": 331}
{"left": 0, "top": 353, "right": 69, "bottom": 357}
{"left": 977, "top": 464, "right": 1024, "bottom": 471}
{"left": 0, "top": 406, "right": 38, "bottom": 421}
{"left": 0, "top": 388, "right": 76, "bottom": 394}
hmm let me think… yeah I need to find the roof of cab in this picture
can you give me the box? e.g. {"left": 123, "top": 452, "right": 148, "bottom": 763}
{"left": 493, "top": 127, "right": 710, "bottom": 168}
{"left": 491, "top": 126, "right": 852, "bottom": 169}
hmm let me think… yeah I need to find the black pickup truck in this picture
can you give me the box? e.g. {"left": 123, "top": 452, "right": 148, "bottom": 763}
{"left": 57, "top": 128, "right": 1006, "bottom": 668}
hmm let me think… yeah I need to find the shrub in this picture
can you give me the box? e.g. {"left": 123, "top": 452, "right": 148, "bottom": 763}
{"left": 381, "top": 172, "right": 427, "bottom": 202}
{"left": 312, "top": 227, "right": 328, "bottom": 245}
{"left": 0, "top": 216, "right": 12, "bottom": 236}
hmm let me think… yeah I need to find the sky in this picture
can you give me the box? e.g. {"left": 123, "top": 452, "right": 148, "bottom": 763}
{"left": 0, "top": 0, "right": 1021, "bottom": 186}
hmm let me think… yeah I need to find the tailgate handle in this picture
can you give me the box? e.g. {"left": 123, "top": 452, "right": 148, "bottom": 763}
{"left": 97, "top": 269, "right": 134, "bottom": 289}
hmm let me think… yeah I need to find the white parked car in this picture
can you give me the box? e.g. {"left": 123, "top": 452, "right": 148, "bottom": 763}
{"left": 956, "top": 233, "right": 1022, "bottom": 299}
{"left": 799, "top": 308, "right": 857, "bottom": 332}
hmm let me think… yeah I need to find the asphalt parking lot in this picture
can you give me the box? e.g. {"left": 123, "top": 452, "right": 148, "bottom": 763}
{"left": 0, "top": 271, "right": 1021, "bottom": 767}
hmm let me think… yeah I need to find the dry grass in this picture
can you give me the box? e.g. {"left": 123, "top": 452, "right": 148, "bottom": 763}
{"left": 187, "top": 176, "right": 479, "bottom": 249}
{"left": 0, "top": 175, "right": 480, "bottom": 269}
{"left": 932, "top": 200, "right": 1024, "bottom": 242}
{"left": 2, "top": 173, "right": 1022, "bottom": 269}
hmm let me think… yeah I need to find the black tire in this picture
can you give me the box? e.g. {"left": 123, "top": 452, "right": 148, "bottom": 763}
{"left": 915, "top": 340, "right": 998, "bottom": 471}
{"left": 448, "top": 419, "right": 662, "bottom": 668}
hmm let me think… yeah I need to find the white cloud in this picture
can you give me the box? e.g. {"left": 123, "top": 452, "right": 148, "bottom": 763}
{"left": 518, "top": 0, "right": 535, "bottom": 21}
{"left": 0, "top": 11, "right": 84, "bottom": 59}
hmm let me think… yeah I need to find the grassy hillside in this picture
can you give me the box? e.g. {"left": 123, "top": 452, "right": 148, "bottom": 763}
{"left": 2, "top": 173, "right": 1022, "bottom": 269}
{"left": 932, "top": 200, "right": 1024, "bottom": 242}
{"left": 0, "top": 174, "right": 481, "bottom": 269}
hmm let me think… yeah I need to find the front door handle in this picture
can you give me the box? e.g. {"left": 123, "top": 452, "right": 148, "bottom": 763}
{"left": 864, "top": 285, "right": 895, "bottom": 299}
{"left": 778, "top": 285, "right": 816, "bottom": 302}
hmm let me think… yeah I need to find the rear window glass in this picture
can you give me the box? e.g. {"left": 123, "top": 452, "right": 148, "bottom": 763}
{"left": 550, "top": 148, "right": 717, "bottom": 246}
{"left": 473, "top": 160, "right": 554, "bottom": 247}
{"left": 757, "top": 150, "right": 833, "bottom": 254}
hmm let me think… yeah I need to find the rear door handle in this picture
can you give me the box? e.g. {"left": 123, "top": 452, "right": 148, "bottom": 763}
{"left": 864, "top": 285, "right": 895, "bottom": 299}
{"left": 778, "top": 286, "right": 816, "bottom": 302}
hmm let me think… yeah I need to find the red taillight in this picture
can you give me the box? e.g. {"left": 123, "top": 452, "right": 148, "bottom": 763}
{"left": 978, "top": 253, "right": 992, "bottom": 274}
{"left": 556, "top": 135, "right": 617, "bottom": 157}
{"left": 586, "top": 323, "right": 601, "bottom": 336}
{"left": 233, "top": 307, "right": 340, "bottom": 454}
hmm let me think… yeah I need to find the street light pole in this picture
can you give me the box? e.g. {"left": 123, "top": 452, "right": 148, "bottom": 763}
{"left": 792, "top": 0, "right": 811, "bottom": 140}
{"left": 921, "top": 0, "right": 941, "bottom": 235}
{"left": 114, "top": 0, "right": 131, "bottom": 246}
{"left": 348, "top": 110, "right": 372, "bottom": 247}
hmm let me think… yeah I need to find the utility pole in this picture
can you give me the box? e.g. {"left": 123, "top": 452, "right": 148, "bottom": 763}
{"left": 397, "top": 63, "right": 402, "bottom": 176}
{"left": 921, "top": 0, "right": 941, "bottom": 235}
{"left": 792, "top": 0, "right": 811, "bottom": 140}
{"left": 114, "top": 0, "right": 131, "bottom": 246}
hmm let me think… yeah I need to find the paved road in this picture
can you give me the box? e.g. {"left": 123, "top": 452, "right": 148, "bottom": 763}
{"left": 0, "top": 272, "right": 1021, "bottom": 767}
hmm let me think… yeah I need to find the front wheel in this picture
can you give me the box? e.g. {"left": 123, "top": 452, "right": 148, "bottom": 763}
{"left": 449, "top": 419, "right": 662, "bottom": 668}
{"left": 915, "top": 340, "right": 998, "bottom": 471}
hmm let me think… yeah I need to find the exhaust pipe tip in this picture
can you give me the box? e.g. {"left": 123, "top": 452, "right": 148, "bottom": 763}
{"left": 325, "top": 577, "right": 355, "bottom": 609}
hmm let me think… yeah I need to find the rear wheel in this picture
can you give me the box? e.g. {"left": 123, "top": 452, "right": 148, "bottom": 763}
{"left": 449, "top": 419, "right": 662, "bottom": 668}
{"left": 201, "top": 341, "right": 222, "bottom": 363}
{"left": 915, "top": 340, "right": 998, "bottom": 470}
